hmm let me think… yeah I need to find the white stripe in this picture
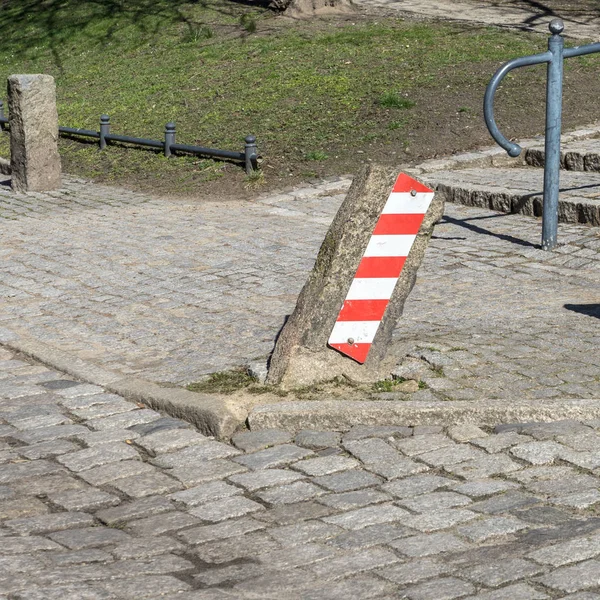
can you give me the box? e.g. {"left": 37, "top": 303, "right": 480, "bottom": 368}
{"left": 382, "top": 192, "right": 434, "bottom": 214}
{"left": 364, "top": 235, "right": 416, "bottom": 257}
{"left": 346, "top": 278, "right": 397, "bottom": 300}
{"left": 328, "top": 320, "right": 381, "bottom": 345}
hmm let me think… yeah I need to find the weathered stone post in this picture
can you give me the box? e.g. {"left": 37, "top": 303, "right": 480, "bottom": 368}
{"left": 8, "top": 74, "right": 61, "bottom": 192}
{"left": 266, "top": 164, "right": 445, "bottom": 388}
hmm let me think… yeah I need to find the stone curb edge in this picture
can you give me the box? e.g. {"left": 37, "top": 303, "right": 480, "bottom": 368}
{"left": 406, "top": 122, "right": 600, "bottom": 176}
{"left": 248, "top": 399, "right": 600, "bottom": 432}
{"left": 0, "top": 329, "right": 247, "bottom": 440}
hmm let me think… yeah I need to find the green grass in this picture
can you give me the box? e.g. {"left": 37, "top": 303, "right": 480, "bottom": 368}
{"left": 0, "top": 1, "right": 591, "bottom": 194}
{"left": 187, "top": 369, "right": 257, "bottom": 395}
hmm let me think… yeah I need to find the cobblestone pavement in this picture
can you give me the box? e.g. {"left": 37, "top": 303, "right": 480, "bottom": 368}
{"left": 353, "top": 0, "right": 600, "bottom": 40}
{"left": 4, "top": 349, "right": 600, "bottom": 599}
{"left": 1, "top": 174, "right": 599, "bottom": 402}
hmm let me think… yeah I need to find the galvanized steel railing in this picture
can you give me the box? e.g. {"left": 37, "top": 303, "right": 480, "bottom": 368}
{"left": 0, "top": 102, "right": 258, "bottom": 174}
{"left": 484, "top": 19, "right": 600, "bottom": 250}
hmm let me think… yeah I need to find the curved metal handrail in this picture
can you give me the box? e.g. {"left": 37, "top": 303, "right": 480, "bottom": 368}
{"left": 483, "top": 51, "right": 551, "bottom": 157}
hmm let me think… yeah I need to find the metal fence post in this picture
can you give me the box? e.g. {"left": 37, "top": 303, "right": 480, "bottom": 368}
{"left": 164, "top": 122, "right": 176, "bottom": 157}
{"left": 244, "top": 135, "right": 257, "bottom": 174}
{"left": 542, "top": 19, "right": 565, "bottom": 251}
{"left": 99, "top": 114, "right": 110, "bottom": 150}
{"left": 0, "top": 100, "right": 5, "bottom": 130}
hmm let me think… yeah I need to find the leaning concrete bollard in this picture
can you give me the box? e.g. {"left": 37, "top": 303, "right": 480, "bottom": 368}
{"left": 266, "top": 164, "right": 445, "bottom": 388}
{"left": 8, "top": 74, "right": 61, "bottom": 192}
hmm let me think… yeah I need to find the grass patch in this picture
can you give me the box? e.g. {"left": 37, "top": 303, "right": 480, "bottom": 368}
{"left": 378, "top": 92, "right": 415, "bottom": 109}
{"left": 0, "top": 2, "right": 596, "bottom": 194}
{"left": 187, "top": 369, "right": 257, "bottom": 394}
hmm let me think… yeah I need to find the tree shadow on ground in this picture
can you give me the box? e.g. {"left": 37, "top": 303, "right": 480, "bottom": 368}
{"left": 441, "top": 213, "right": 538, "bottom": 248}
{"left": 564, "top": 304, "right": 600, "bottom": 319}
{"left": 0, "top": 0, "right": 270, "bottom": 68}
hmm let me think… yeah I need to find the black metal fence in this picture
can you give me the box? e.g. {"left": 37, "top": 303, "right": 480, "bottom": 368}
{"left": 0, "top": 101, "right": 258, "bottom": 174}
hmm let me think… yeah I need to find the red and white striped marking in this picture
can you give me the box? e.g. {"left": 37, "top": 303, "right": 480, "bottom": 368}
{"left": 328, "top": 173, "right": 434, "bottom": 363}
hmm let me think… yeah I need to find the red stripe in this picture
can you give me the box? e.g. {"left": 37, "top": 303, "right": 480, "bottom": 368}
{"left": 373, "top": 213, "right": 424, "bottom": 235}
{"left": 355, "top": 256, "right": 406, "bottom": 278}
{"left": 336, "top": 299, "right": 388, "bottom": 322}
{"left": 392, "top": 173, "right": 434, "bottom": 194}
{"left": 329, "top": 342, "right": 371, "bottom": 364}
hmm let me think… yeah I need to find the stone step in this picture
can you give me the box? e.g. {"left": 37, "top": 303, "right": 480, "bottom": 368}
{"left": 526, "top": 138, "right": 600, "bottom": 172}
{"left": 421, "top": 167, "right": 600, "bottom": 226}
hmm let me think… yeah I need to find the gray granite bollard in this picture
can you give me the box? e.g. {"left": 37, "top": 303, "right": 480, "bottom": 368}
{"left": 8, "top": 74, "right": 61, "bottom": 192}
{"left": 266, "top": 164, "right": 445, "bottom": 388}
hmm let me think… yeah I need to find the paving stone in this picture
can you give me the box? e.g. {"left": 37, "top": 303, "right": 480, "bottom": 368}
{"left": 536, "top": 559, "right": 600, "bottom": 593}
{"left": 317, "top": 488, "right": 391, "bottom": 510}
{"left": 470, "top": 431, "right": 533, "bottom": 453}
{"left": 0, "top": 536, "right": 63, "bottom": 554}
{"left": 189, "top": 496, "right": 265, "bottom": 522}
{"left": 169, "top": 480, "right": 242, "bottom": 507}
{"left": 47, "top": 488, "right": 121, "bottom": 511}
{"left": 74, "top": 428, "right": 140, "bottom": 446}
{"left": 232, "top": 566, "right": 315, "bottom": 595}
{"left": 323, "top": 503, "right": 410, "bottom": 530}
{"left": 85, "top": 409, "right": 161, "bottom": 431}
{"left": 133, "top": 428, "right": 208, "bottom": 454}
{"left": 49, "top": 548, "right": 114, "bottom": 566}
{"left": 169, "top": 459, "right": 247, "bottom": 486}
{"left": 150, "top": 441, "right": 240, "bottom": 468}
{"left": 111, "top": 536, "right": 186, "bottom": 560}
{"left": 108, "top": 553, "right": 195, "bottom": 577}
{"left": 510, "top": 465, "right": 579, "bottom": 485}
{"left": 16, "top": 438, "right": 79, "bottom": 460}
{"left": 56, "top": 443, "right": 141, "bottom": 472}
{"left": 69, "top": 400, "right": 137, "bottom": 420}
{"left": 418, "top": 445, "right": 487, "bottom": 467}
{"left": 309, "top": 547, "right": 400, "bottom": 579}
{"left": 402, "top": 508, "right": 478, "bottom": 533}
{"left": 392, "top": 533, "right": 468, "bottom": 559}
{"left": 0, "top": 497, "right": 49, "bottom": 520}
{"left": 0, "top": 459, "right": 64, "bottom": 484}
{"left": 177, "top": 516, "right": 267, "bottom": 545}
{"left": 78, "top": 459, "right": 157, "bottom": 486}
{"left": 100, "top": 575, "right": 192, "bottom": 598}
{"left": 556, "top": 431, "right": 600, "bottom": 452}
{"left": 327, "top": 522, "right": 412, "bottom": 550}
{"left": 193, "top": 531, "right": 281, "bottom": 564}
{"left": 400, "top": 576, "right": 476, "bottom": 600}
{"left": 469, "top": 490, "right": 541, "bottom": 514}
{"left": 379, "top": 557, "right": 452, "bottom": 585}
{"left": 9, "top": 472, "right": 88, "bottom": 496}
{"left": 399, "top": 491, "right": 472, "bottom": 513}
{"left": 312, "top": 469, "right": 383, "bottom": 493}
{"left": 392, "top": 434, "right": 455, "bottom": 456}
{"left": 527, "top": 533, "right": 600, "bottom": 567}
{"left": 255, "top": 480, "right": 327, "bottom": 505}
{"left": 59, "top": 392, "right": 125, "bottom": 410}
{"left": 128, "top": 416, "right": 192, "bottom": 435}
{"left": 551, "top": 489, "right": 600, "bottom": 509}
{"left": 526, "top": 474, "right": 600, "bottom": 497}
{"left": 342, "top": 425, "right": 412, "bottom": 442}
{"left": 292, "top": 455, "right": 359, "bottom": 477}
{"left": 96, "top": 495, "right": 174, "bottom": 526}
{"left": 509, "top": 440, "right": 567, "bottom": 465}
{"left": 228, "top": 468, "right": 305, "bottom": 491}
{"left": 126, "top": 510, "right": 201, "bottom": 535}
{"left": 231, "top": 429, "right": 293, "bottom": 452}
{"left": 463, "top": 557, "right": 544, "bottom": 587}
{"left": 108, "top": 470, "right": 182, "bottom": 498}
{"left": 382, "top": 474, "right": 456, "bottom": 498}
{"left": 513, "top": 506, "right": 573, "bottom": 526}
{"left": 192, "top": 562, "right": 273, "bottom": 587}
{"left": 457, "top": 516, "right": 530, "bottom": 542}
{"left": 53, "top": 383, "right": 105, "bottom": 398}
{"left": 463, "top": 583, "right": 549, "bottom": 600}
{"left": 343, "top": 438, "right": 428, "bottom": 479}
{"left": 447, "top": 425, "right": 488, "bottom": 442}
{"left": 10, "top": 424, "right": 89, "bottom": 445}
{"left": 232, "top": 444, "right": 313, "bottom": 470}
{"left": 268, "top": 520, "right": 344, "bottom": 546}
{"left": 5, "top": 511, "right": 95, "bottom": 535}
{"left": 254, "top": 501, "right": 334, "bottom": 525}
{"left": 444, "top": 454, "right": 522, "bottom": 479}
{"left": 294, "top": 430, "right": 342, "bottom": 450}
{"left": 48, "top": 527, "right": 131, "bottom": 550}
{"left": 300, "top": 574, "right": 397, "bottom": 600}
{"left": 451, "top": 479, "right": 520, "bottom": 499}
{"left": 523, "top": 421, "right": 592, "bottom": 441}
